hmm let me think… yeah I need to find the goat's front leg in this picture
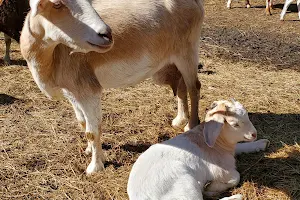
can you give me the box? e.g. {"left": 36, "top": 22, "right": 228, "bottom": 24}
{"left": 75, "top": 93, "right": 105, "bottom": 175}
{"left": 4, "top": 34, "right": 11, "bottom": 65}
{"left": 64, "top": 91, "right": 94, "bottom": 155}
{"left": 204, "top": 170, "right": 240, "bottom": 197}
{"left": 235, "top": 139, "right": 270, "bottom": 154}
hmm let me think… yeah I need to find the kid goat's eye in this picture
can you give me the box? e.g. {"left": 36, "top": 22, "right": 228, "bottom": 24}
{"left": 53, "top": 3, "right": 62, "bottom": 9}
{"left": 232, "top": 123, "right": 240, "bottom": 128}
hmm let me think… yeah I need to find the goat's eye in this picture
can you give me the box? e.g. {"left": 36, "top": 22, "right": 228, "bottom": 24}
{"left": 53, "top": 2, "right": 62, "bottom": 9}
{"left": 232, "top": 123, "right": 240, "bottom": 128}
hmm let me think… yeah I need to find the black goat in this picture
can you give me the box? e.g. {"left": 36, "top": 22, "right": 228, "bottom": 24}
{"left": 0, "top": 0, "right": 29, "bottom": 65}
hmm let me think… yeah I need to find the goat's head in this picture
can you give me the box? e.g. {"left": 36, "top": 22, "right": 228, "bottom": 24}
{"left": 29, "top": 0, "right": 113, "bottom": 53}
{"left": 203, "top": 99, "right": 257, "bottom": 147}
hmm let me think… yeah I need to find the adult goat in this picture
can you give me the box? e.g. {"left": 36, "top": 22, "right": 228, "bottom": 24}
{"left": 20, "top": 0, "right": 204, "bottom": 174}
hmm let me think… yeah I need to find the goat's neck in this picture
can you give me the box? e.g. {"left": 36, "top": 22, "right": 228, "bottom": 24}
{"left": 185, "top": 124, "right": 236, "bottom": 156}
{"left": 214, "top": 133, "right": 236, "bottom": 156}
{"left": 21, "top": 15, "right": 56, "bottom": 81}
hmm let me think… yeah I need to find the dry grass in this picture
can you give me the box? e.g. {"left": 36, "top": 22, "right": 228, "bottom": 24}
{"left": 1, "top": 1, "right": 300, "bottom": 199}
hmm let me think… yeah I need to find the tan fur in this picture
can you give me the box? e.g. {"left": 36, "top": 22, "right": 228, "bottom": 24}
{"left": 21, "top": 0, "right": 204, "bottom": 98}
{"left": 20, "top": 0, "right": 204, "bottom": 174}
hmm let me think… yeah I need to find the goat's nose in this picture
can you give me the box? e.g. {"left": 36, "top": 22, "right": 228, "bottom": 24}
{"left": 98, "top": 26, "right": 113, "bottom": 42}
{"left": 251, "top": 132, "right": 257, "bottom": 138}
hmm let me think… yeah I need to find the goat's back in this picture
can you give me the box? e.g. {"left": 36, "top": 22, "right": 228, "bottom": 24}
{"left": 90, "top": 0, "right": 204, "bottom": 66}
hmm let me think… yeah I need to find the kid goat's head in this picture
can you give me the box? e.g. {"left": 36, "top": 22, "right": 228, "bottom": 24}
{"left": 203, "top": 99, "right": 257, "bottom": 147}
{"left": 29, "top": 0, "right": 113, "bottom": 53}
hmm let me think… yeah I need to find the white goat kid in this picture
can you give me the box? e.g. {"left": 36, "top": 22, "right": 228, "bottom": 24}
{"left": 20, "top": 0, "right": 204, "bottom": 174}
{"left": 280, "top": 0, "right": 300, "bottom": 20}
{"left": 127, "top": 99, "right": 270, "bottom": 200}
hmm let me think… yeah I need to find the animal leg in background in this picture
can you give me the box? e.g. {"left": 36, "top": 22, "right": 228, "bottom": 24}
{"left": 4, "top": 34, "right": 11, "bottom": 65}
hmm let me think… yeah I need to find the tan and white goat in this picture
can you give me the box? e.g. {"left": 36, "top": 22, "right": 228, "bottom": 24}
{"left": 20, "top": 0, "right": 204, "bottom": 174}
{"left": 127, "top": 99, "right": 270, "bottom": 200}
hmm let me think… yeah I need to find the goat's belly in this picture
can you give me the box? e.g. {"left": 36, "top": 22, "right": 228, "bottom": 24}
{"left": 94, "top": 58, "right": 164, "bottom": 88}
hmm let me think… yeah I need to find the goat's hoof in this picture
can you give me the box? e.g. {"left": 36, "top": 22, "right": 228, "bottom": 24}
{"left": 85, "top": 146, "right": 92, "bottom": 155}
{"left": 255, "top": 139, "right": 270, "bottom": 152}
{"left": 172, "top": 116, "right": 188, "bottom": 129}
{"left": 246, "top": 4, "right": 251, "bottom": 8}
{"left": 184, "top": 124, "right": 191, "bottom": 132}
{"left": 86, "top": 161, "right": 104, "bottom": 175}
{"left": 4, "top": 59, "right": 11, "bottom": 66}
{"left": 266, "top": 10, "right": 272, "bottom": 15}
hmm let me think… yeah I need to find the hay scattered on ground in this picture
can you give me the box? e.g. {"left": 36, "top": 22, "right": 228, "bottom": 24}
{"left": 1, "top": 0, "right": 300, "bottom": 199}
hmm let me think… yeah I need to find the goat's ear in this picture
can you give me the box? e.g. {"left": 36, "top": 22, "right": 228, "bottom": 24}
{"left": 30, "top": 0, "right": 58, "bottom": 17}
{"left": 203, "top": 114, "right": 224, "bottom": 147}
{"left": 30, "top": 0, "right": 44, "bottom": 17}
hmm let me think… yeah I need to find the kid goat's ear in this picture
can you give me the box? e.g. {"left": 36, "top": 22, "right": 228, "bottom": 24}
{"left": 203, "top": 103, "right": 227, "bottom": 147}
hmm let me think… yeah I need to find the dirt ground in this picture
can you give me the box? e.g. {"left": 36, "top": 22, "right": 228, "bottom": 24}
{"left": 1, "top": 0, "right": 300, "bottom": 199}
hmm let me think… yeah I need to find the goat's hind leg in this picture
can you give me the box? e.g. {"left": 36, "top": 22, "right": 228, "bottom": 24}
{"left": 172, "top": 77, "right": 189, "bottom": 129}
{"left": 174, "top": 51, "right": 200, "bottom": 131}
{"left": 4, "top": 34, "right": 11, "bottom": 65}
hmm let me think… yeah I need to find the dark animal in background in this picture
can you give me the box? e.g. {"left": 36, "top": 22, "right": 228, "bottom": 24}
{"left": 0, "top": 0, "right": 29, "bottom": 65}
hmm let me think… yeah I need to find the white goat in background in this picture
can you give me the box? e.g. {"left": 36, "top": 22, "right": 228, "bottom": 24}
{"left": 20, "top": 0, "right": 204, "bottom": 174}
{"left": 127, "top": 99, "right": 270, "bottom": 200}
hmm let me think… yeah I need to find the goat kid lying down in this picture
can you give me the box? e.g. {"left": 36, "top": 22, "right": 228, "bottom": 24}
{"left": 127, "top": 99, "right": 270, "bottom": 200}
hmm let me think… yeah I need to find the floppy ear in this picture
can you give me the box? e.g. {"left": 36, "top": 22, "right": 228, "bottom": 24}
{"left": 30, "top": 0, "right": 60, "bottom": 17}
{"left": 30, "top": 0, "right": 43, "bottom": 17}
{"left": 203, "top": 115, "right": 224, "bottom": 147}
{"left": 203, "top": 103, "right": 227, "bottom": 147}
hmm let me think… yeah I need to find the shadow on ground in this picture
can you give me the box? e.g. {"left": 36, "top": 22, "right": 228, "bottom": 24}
{"left": 0, "top": 93, "right": 24, "bottom": 105}
{"left": 0, "top": 58, "right": 27, "bottom": 66}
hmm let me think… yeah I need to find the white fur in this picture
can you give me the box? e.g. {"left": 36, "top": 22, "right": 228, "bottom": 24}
{"left": 127, "top": 100, "right": 269, "bottom": 200}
